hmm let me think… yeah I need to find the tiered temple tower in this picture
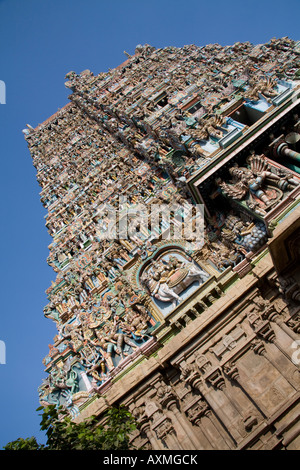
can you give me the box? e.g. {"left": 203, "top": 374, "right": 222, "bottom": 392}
{"left": 24, "top": 38, "right": 300, "bottom": 450}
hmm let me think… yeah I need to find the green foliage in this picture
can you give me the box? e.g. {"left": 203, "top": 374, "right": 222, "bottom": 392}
{"left": 3, "top": 404, "right": 137, "bottom": 450}
{"left": 3, "top": 436, "right": 41, "bottom": 450}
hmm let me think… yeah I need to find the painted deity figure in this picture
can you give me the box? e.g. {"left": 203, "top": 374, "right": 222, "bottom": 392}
{"left": 61, "top": 324, "right": 84, "bottom": 351}
{"left": 50, "top": 365, "right": 68, "bottom": 390}
{"left": 104, "top": 318, "right": 138, "bottom": 358}
{"left": 189, "top": 114, "right": 227, "bottom": 142}
{"left": 141, "top": 253, "right": 209, "bottom": 306}
{"left": 89, "top": 329, "right": 118, "bottom": 371}
{"left": 216, "top": 154, "right": 299, "bottom": 215}
{"left": 89, "top": 317, "right": 136, "bottom": 370}
{"left": 121, "top": 305, "right": 151, "bottom": 339}
{"left": 78, "top": 342, "right": 105, "bottom": 382}
{"left": 245, "top": 77, "right": 279, "bottom": 102}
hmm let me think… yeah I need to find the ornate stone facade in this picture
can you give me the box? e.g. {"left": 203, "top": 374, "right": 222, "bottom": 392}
{"left": 24, "top": 38, "right": 300, "bottom": 449}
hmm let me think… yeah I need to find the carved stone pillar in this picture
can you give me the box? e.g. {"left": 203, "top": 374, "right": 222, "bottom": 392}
{"left": 248, "top": 309, "right": 295, "bottom": 365}
{"left": 139, "top": 421, "right": 163, "bottom": 450}
{"left": 273, "top": 275, "right": 300, "bottom": 303}
{"left": 156, "top": 381, "right": 200, "bottom": 450}
{"left": 130, "top": 404, "right": 163, "bottom": 450}
{"left": 248, "top": 310, "right": 276, "bottom": 343}
{"left": 180, "top": 363, "right": 237, "bottom": 447}
{"left": 182, "top": 313, "right": 193, "bottom": 325}
{"left": 203, "top": 408, "right": 235, "bottom": 449}
{"left": 222, "top": 360, "right": 266, "bottom": 426}
{"left": 196, "top": 351, "right": 260, "bottom": 440}
{"left": 255, "top": 295, "right": 299, "bottom": 341}
{"left": 145, "top": 400, "right": 183, "bottom": 450}
{"left": 204, "top": 365, "right": 256, "bottom": 436}
{"left": 154, "top": 418, "right": 183, "bottom": 450}
{"left": 189, "top": 306, "right": 201, "bottom": 318}
{"left": 181, "top": 392, "right": 227, "bottom": 449}
{"left": 204, "top": 366, "right": 226, "bottom": 390}
{"left": 249, "top": 310, "right": 300, "bottom": 388}
{"left": 250, "top": 338, "right": 298, "bottom": 392}
{"left": 287, "top": 313, "right": 300, "bottom": 335}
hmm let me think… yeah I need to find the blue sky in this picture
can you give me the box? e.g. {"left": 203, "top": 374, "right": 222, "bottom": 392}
{"left": 0, "top": 0, "right": 299, "bottom": 449}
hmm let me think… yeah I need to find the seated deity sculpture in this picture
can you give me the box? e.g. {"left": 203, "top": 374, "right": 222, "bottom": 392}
{"left": 141, "top": 252, "right": 209, "bottom": 307}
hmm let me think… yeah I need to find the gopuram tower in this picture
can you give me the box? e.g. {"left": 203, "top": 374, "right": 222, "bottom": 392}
{"left": 24, "top": 38, "right": 300, "bottom": 450}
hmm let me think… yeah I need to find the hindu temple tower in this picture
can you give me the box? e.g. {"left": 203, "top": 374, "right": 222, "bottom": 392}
{"left": 24, "top": 38, "right": 300, "bottom": 450}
